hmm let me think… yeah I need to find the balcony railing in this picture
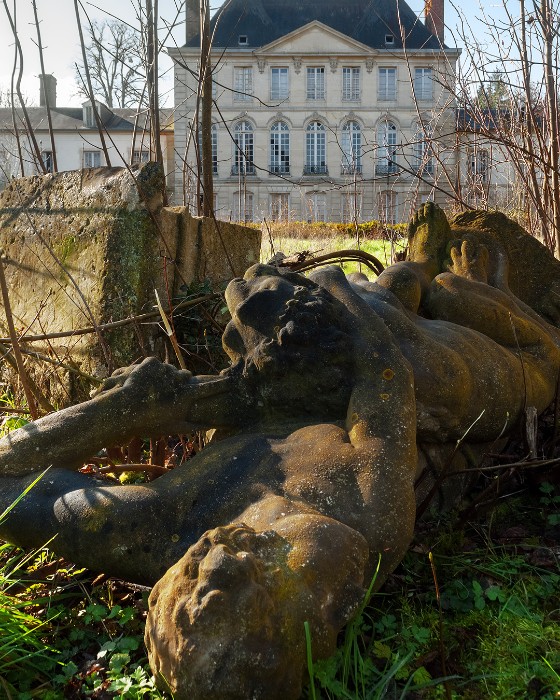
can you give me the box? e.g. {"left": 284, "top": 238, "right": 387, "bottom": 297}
{"left": 231, "top": 164, "right": 256, "bottom": 176}
{"left": 303, "top": 164, "right": 328, "bottom": 175}
{"left": 375, "top": 161, "right": 398, "bottom": 176}
{"left": 270, "top": 164, "right": 290, "bottom": 175}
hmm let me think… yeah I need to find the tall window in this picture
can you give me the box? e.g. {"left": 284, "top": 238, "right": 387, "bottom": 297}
{"left": 83, "top": 105, "right": 95, "bottom": 127}
{"left": 342, "top": 67, "right": 360, "bottom": 100}
{"left": 307, "top": 67, "right": 325, "bottom": 99}
{"left": 378, "top": 190, "right": 398, "bottom": 224}
{"left": 41, "top": 151, "right": 53, "bottom": 173}
{"left": 83, "top": 150, "right": 101, "bottom": 168}
{"left": 270, "top": 67, "right": 289, "bottom": 100}
{"left": 305, "top": 121, "right": 327, "bottom": 174}
{"left": 376, "top": 121, "right": 398, "bottom": 175}
{"left": 378, "top": 67, "right": 397, "bottom": 100}
{"left": 414, "top": 68, "right": 433, "bottom": 101}
{"left": 341, "top": 191, "right": 362, "bottom": 223}
{"left": 233, "top": 67, "right": 253, "bottom": 101}
{"left": 413, "top": 124, "right": 434, "bottom": 175}
{"left": 341, "top": 121, "right": 362, "bottom": 174}
{"left": 270, "top": 121, "right": 290, "bottom": 174}
{"left": 270, "top": 193, "right": 290, "bottom": 221}
{"left": 305, "top": 192, "right": 327, "bottom": 222}
{"left": 233, "top": 191, "right": 254, "bottom": 222}
{"left": 233, "top": 121, "right": 254, "bottom": 175}
{"left": 469, "top": 148, "right": 489, "bottom": 183}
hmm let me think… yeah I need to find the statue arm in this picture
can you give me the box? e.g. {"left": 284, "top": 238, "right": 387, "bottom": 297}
{"left": 309, "top": 267, "right": 417, "bottom": 575}
{"left": 0, "top": 358, "right": 235, "bottom": 478}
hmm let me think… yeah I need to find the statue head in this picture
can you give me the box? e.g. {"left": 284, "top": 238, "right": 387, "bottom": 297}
{"left": 146, "top": 518, "right": 368, "bottom": 700}
{"left": 222, "top": 265, "right": 355, "bottom": 423}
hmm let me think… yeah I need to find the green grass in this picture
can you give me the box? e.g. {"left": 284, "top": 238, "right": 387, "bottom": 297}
{"left": 306, "top": 494, "right": 560, "bottom": 700}
{"left": 261, "top": 234, "right": 404, "bottom": 279}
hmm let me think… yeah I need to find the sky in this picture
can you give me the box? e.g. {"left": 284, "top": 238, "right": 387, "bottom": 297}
{"left": 0, "top": 0, "right": 510, "bottom": 108}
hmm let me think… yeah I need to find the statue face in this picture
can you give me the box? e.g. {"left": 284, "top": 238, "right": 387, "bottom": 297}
{"left": 222, "top": 265, "right": 354, "bottom": 422}
{"left": 223, "top": 265, "right": 312, "bottom": 361}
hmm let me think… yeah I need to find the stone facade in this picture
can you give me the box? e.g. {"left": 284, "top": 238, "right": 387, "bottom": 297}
{"left": 169, "top": 0, "right": 461, "bottom": 224}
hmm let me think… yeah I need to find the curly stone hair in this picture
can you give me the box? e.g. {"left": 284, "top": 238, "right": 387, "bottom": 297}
{"left": 237, "top": 272, "right": 355, "bottom": 422}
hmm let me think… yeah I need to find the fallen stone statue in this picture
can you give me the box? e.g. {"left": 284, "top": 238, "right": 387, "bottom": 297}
{"left": 1, "top": 203, "right": 560, "bottom": 698}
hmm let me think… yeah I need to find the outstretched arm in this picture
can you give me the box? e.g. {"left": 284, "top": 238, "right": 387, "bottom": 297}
{"left": 0, "top": 357, "right": 237, "bottom": 478}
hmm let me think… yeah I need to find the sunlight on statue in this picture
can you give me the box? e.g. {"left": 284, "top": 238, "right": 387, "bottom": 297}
{"left": 0, "top": 203, "right": 559, "bottom": 699}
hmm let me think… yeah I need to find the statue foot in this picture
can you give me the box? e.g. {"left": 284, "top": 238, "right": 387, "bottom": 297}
{"left": 447, "top": 237, "right": 490, "bottom": 283}
{"left": 407, "top": 202, "right": 452, "bottom": 271}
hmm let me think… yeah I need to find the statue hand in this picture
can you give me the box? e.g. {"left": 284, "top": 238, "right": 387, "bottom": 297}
{"left": 95, "top": 357, "right": 233, "bottom": 436}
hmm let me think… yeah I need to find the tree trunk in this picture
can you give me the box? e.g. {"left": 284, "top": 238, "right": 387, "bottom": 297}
{"left": 200, "top": 0, "right": 214, "bottom": 218}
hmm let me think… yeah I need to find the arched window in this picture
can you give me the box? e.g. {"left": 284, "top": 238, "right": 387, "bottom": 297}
{"left": 378, "top": 189, "right": 398, "bottom": 224}
{"left": 413, "top": 123, "right": 433, "bottom": 176}
{"left": 341, "top": 120, "right": 362, "bottom": 174}
{"left": 270, "top": 121, "right": 290, "bottom": 175}
{"left": 305, "top": 191, "right": 327, "bottom": 222}
{"left": 376, "top": 121, "right": 398, "bottom": 175}
{"left": 305, "top": 121, "right": 327, "bottom": 175}
{"left": 233, "top": 120, "right": 254, "bottom": 175}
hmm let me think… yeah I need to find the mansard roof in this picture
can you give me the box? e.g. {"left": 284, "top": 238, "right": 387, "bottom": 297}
{"left": 0, "top": 107, "right": 173, "bottom": 132}
{"left": 185, "top": 0, "right": 445, "bottom": 50}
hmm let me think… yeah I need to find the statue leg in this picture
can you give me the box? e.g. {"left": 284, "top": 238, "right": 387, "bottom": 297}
{"left": 374, "top": 203, "right": 453, "bottom": 313}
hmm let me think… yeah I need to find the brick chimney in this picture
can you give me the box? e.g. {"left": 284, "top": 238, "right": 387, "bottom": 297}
{"left": 39, "top": 74, "right": 57, "bottom": 108}
{"left": 185, "top": 0, "right": 199, "bottom": 43}
{"left": 425, "top": 0, "right": 444, "bottom": 43}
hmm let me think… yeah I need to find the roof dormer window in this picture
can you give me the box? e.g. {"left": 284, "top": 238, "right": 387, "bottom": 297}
{"left": 238, "top": 35, "right": 248, "bottom": 46}
{"left": 385, "top": 34, "right": 395, "bottom": 46}
{"left": 83, "top": 104, "right": 95, "bottom": 128}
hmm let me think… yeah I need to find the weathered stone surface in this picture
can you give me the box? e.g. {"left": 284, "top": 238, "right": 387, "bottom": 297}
{"left": 161, "top": 207, "right": 261, "bottom": 291}
{"left": 0, "top": 166, "right": 261, "bottom": 401}
{"left": 0, "top": 204, "right": 558, "bottom": 699}
{"left": 0, "top": 164, "right": 166, "bottom": 397}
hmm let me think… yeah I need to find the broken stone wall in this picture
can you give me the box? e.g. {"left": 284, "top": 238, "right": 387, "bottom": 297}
{"left": 0, "top": 164, "right": 261, "bottom": 405}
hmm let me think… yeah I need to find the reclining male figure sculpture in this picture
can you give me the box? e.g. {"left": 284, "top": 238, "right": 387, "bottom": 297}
{"left": 0, "top": 203, "right": 559, "bottom": 699}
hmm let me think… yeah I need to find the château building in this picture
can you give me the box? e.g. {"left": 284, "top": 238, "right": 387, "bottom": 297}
{"left": 169, "top": 0, "right": 461, "bottom": 223}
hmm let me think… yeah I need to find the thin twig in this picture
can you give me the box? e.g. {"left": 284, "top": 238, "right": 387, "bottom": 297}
{"left": 0, "top": 293, "right": 220, "bottom": 344}
{"left": 155, "top": 289, "right": 187, "bottom": 369}
{"left": 0, "top": 256, "right": 39, "bottom": 419}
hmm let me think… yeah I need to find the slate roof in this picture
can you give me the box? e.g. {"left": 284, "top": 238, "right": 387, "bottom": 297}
{"left": 186, "top": 0, "right": 445, "bottom": 50}
{"left": 0, "top": 107, "right": 173, "bottom": 132}
{"left": 456, "top": 107, "right": 545, "bottom": 132}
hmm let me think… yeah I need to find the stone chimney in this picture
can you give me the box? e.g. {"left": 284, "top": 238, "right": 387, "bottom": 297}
{"left": 39, "top": 74, "right": 57, "bottom": 108}
{"left": 185, "top": 0, "right": 199, "bottom": 43}
{"left": 425, "top": 0, "right": 444, "bottom": 43}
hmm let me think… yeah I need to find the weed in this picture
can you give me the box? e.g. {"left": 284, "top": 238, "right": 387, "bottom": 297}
{"left": 0, "top": 390, "right": 29, "bottom": 436}
{"left": 540, "top": 482, "right": 560, "bottom": 526}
